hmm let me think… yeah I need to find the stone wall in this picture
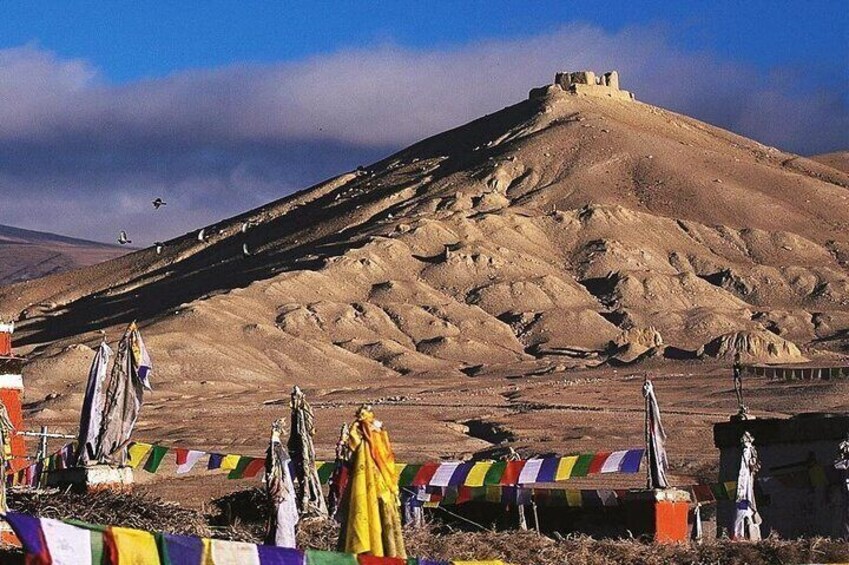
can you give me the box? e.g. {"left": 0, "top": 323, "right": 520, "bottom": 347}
{"left": 531, "top": 70, "right": 634, "bottom": 101}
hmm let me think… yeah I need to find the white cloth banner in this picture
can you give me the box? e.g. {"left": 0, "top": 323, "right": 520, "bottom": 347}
{"left": 430, "top": 462, "right": 461, "bottom": 487}
{"left": 41, "top": 518, "right": 92, "bottom": 565}
{"left": 601, "top": 450, "right": 627, "bottom": 473}
{"left": 518, "top": 459, "right": 543, "bottom": 484}
{"left": 210, "top": 539, "right": 261, "bottom": 565}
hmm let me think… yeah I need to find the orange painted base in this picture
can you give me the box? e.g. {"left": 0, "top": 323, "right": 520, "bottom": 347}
{"left": 655, "top": 501, "right": 690, "bottom": 543}
{"left": 624, "top": 498, "right": 691, "bottom": 543}
{"left": 0, "top": 388, "right": 26, "bottom": 473}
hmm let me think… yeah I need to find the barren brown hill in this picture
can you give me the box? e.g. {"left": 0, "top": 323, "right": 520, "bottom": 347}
{"left": 0, "top": 224, "right": 127, "bottom": 286}
{"left": 811, "top": 151, "right": 849, "bottom": 174}
{"left": 2, "top": 75, "right": 849, "bottom": 485}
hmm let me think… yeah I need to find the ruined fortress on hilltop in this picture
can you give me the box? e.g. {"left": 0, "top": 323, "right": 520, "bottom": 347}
{"left": 530, "top": 70, "right": 635, "bottom": 101}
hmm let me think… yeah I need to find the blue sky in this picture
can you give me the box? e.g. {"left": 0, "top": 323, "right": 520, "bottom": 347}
{"left": 0, "top": 2, "right": 846, "bottom": 244}
{"left": 3, "top": 2, "right": 847, "bottom": 82}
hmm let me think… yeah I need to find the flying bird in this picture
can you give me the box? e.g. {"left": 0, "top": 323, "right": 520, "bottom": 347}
{"left": 118, "top": 231, "right": 132, "bottom": 245}
{"left": 152, "top": 198, "right": 167, "bottom": 209}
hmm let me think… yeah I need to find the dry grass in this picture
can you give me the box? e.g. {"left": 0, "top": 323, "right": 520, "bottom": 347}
{"left": 7, "top": 487, "right": 212, "bottom": 537}
{"left": 3, "top": 487, "right": 847, "bottom": 564}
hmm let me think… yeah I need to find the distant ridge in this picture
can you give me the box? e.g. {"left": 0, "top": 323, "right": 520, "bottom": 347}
{"left": 0, "top": 223, "right": 127, "bottom": 286}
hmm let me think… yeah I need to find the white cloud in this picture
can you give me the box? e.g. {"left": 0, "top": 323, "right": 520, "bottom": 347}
{"left": 0, "top": 25, "right": 845, "bottom": 243}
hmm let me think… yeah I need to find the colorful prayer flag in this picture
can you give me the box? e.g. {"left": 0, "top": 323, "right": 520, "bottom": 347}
{"left": 107, "top": 526, "right": 160, "bottom": 565}
{"left": 430, "top": 462, "right": 460, "bottom": 487}
{"left": 210, "top": 538, "right": 261, "bottom": 564}
{"left": 243, "top": 457, "right": 266, "bottom": 479}
{"left": 555, "top": 456, "right": 578, "bottom": 480}
{"left": 42, "top": 518, "right": 94, "bottom": 565}
{"left": 535, "top": 457, "right": 559, "bottom": 483}
{"left": 2, "top": 512, "right": 50, "bottom": 564}
{"left": 499, "top": 460, "right": 525, "bottom": 485}
{"left": 619, "top": 449, "right": 644, "bottom": 474}
{"left": 228, "top": 456, "right": 254, "bottom": 479}
{"left": 570, "top": 453, "right": 594, "bottom": 477}
{"left": 483, "top": 461, "right": 507, "bottom": 486}
{"left": 517, "top": 458, "right": 542, "bottom": 484}
{"left": 600, "top": 451, "right": 627, "bottom": 473}
{"left": 143, "top": 445, "right": 169, "bottom": 473}
{"left": 448, "top": 462, "right": 473, "bottom": 486}
{"left": 158, "top": 532, "right": 208, "bottom": 565}
{"left": 208, "top": 453, "right": 224, "bottom": 470}
{"left": 306, "top": 548, "right": 358, "bottom": 564}
{"left": 176, "top": 450, "right": 206, "bottom": 474}
{"left": 587, "top": 452, "right": 611, "bottom": 475}
{"left": 398, "top": 464, "right": 421, "bottom": 486}
{"left": 411, "top": 463, "right": 440, "bottom": 486}
{"left": 463, "top": 461, "right": 492, "bottom": 487}
{"left": 221, "top": 454, "right": 241, "bottom": 471}
{"left": 256, "top": 545, "right": 306, "bottom": 564}
{"left": 126, "top": 442, "right": 153, "bottom": 469}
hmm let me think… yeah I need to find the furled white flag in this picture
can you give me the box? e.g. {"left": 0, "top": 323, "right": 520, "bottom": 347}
{"left": 643, "top": 378, "right": 669, "bottom": 489}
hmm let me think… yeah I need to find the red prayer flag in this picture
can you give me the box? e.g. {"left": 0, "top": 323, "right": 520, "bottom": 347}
{"left": 243, "top": 458, "right": 266, "bottom": 478}
{"left": 456, "top": 486, "right": 473, "bottom": 504}
{"left": 358, "top": 556, "right": 406, "bottom": 565}
{"left": 588, "top": 452, "right": 611, "bottom": 474}
{"left": 411, "top": 462, "right": 440, "bottom": 486}
{"left": 499, "top": 460, "right": 526, "bottom": 485}
{"left": 175, "top": 448, "right": 189, "bottom": 466}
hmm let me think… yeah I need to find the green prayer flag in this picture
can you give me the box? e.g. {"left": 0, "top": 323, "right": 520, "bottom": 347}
{"left": 317, "top": 461, "right": 334, "bottom": 485}
{"left": 398, "top": 464, "right": 421, "bottom": 486}
{"left": 570, "top": 453, "right": 595, "bottom": 477}
{"left": 143, "top": 445, "right": 169, "bottom": 473}
{"left": 227, "top": 456, "right": 250, "bottom": 479}
{"left": 483, "top": 460, "right": 507, "bottom": 485}
{"left": 305, "top": 549, "right": 358, "bottom": 564}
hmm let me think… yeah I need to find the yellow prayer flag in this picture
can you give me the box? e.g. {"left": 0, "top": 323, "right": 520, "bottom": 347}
{"left": 724, "top": 481, "right": 737, "bottom": 498}
{"left": 555, "top": 456, "right": 578, "bottom": 480}
{"left": 126, "top": 443, "right": 153, "bottom": 469}
{"left": 464, "top": 461, "right": 492, "bottom": 487}
{"left": 565, "top": 490, "right": 582, "bottom": 507}
{"left": 394, "top": 462, "right": 407, "bottom": 476}
{"left": 109, "top": 527, "right": 159, "bottom": 565}
{"left": 221, "top": 454, "right": 241, "bottom": 471}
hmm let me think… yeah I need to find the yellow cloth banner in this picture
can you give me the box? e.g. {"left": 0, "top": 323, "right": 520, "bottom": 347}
{"left": 565, "top": 490, "right": 582, "bottom": 507}
{"left": 126, "top": 443, "right": 153, "bottom": 469}
{"left": 110, "top": 526, "right": 159, "bottom": 565}
{"left": 464, "top": 461, "right": 492, "bottom": 487}
{"left": 221, "top": 454, "right": 241, "bottom": 471}
{"left": 342, "top": 409, "right": 406, "bottom": 558}
{"left": 556, "top": 456, "right": 578, "bottom": 480}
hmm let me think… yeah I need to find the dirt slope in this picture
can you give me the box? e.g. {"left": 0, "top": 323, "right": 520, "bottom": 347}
{"left": 0, "top": 224, "right": 127, "bottom": 286}
{"left": 2, "top": 77, "right": 847, "bottom": 498}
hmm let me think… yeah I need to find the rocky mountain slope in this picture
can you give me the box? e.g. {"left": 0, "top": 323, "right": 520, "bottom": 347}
{"left": 3, "top": 76, "right": 848, "bottom": 392}
{"left": 0, "top": 224, "right": 127, "bottom": 286}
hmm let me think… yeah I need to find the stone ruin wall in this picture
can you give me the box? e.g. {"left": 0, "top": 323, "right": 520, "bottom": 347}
{"left": 530, "top": 70, "right": 634, "bottom": 101}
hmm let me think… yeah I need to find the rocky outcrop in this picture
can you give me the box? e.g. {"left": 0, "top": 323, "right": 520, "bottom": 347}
{"left": 698, "top": 330, "right": 808, "bottom": 364}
